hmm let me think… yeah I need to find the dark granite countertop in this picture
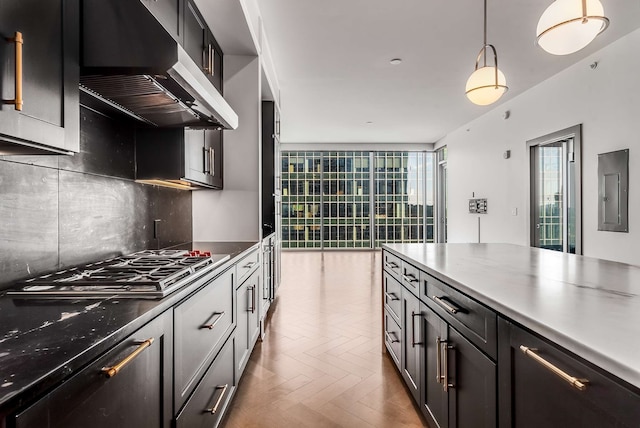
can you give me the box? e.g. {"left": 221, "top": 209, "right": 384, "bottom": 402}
{"left": 0, "top": 241, "right": 259, "bottom": 414}
{"left": 383, "top": 243, "right": 640, "bottom": 391}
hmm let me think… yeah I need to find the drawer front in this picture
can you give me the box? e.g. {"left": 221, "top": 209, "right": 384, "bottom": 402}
{"left": 176, "top": 335, "right": 236, "bottom": 428}
{"left": 401, "top": 260, "right": 420, "bottom": 296}
{"left": 383, "top": 272, "right": 402, "bottom": 324}
{"left": 237, "top": 248, "right": 260, "bottom": 285}
{"left": 384, "top": 309, "right": 402, "bottom": 371}
{"left": 174, "top": 267, "right": 234, "bottom": 409}
{"left": 504, "top": 321, "right": 640, "bottom": 428}
{"left": 15, "top": 311, "right": 173, "bottom": 428}
{"left": 383, "top": 250, "right": 402, "bottom": 279}
{"left": 425, "top": 273, "right": 497, "bottom": 358}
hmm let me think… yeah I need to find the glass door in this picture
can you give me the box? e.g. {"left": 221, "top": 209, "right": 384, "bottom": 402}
{"left": 529, "top": 126, "right": 582, "bottom": 254}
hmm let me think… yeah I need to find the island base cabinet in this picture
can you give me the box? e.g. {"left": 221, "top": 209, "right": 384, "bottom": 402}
{"left": 401, "top": 287, "right": 421, "bottom": 404}
{"left": 235, "top": 268, "right": 260, "bottom": 377}
{"left": 421, "top": 303, "right": 496, "bottom": 428}
{"left": 13, "top": 311, "right": 173, "bottom": 428}
{"left": 175, "top": 335, "right": 236, "bottom": 428}
{"left": 498, "top": 319, "right": 640, "bottom": 428}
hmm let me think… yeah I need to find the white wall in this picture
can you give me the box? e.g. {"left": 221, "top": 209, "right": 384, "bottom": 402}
{"left": 193, "top": 55, "right": 262, "bottom": 241}
{"left": 439, "top": 28, "right": 640, "bottom": 265}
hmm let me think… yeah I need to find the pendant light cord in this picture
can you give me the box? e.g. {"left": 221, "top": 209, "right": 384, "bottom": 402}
{"left": 483, "top": 0, "right": 487, "bottom": 67}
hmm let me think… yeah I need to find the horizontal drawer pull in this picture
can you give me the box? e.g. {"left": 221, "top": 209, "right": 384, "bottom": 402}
{"left": 243, "top": 261, "right": 256, "bottom": 269}
{"left": 101, "top": 338, "right": 154, "bottom": 378}
{"left": 201, "top": 311, "right": 225, "bottom": 330}
{"left": 384, "top": 291, "right": 399, "bottom": 301}
{"left": 520, "top": 345, "right": 589, "bottom": 391}
{"left": 206, "top": 384, "right": 229, "bottom": 414}
{"left": 433, "top": 296, "right": 463, "bottom": 314}
{"left": 384, "top": 261, "right": 399, "bottom": 269}
{"left": 385, "top": 331, "right": 400, "bottom": 344}
{"left": 402, "top": 274, "right": 418, "bottom": 283}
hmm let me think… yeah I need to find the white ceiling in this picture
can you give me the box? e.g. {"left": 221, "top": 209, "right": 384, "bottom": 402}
{"left": 257, "top": 0, "right": 640, "bottom": 144}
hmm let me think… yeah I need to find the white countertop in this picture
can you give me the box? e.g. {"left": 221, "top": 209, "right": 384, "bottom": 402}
{"left": 383, "top": 243, "right": 640, "bottom": 390}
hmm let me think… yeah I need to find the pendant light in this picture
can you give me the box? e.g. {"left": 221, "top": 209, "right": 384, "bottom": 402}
{"left": 536, "top": 0, "right": 609, "bottom": 55}
{"left": 465, "top": 0, "right": 508, "bottom": 106}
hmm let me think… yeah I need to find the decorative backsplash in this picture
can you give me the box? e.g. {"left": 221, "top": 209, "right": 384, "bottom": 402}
{"left": 0, "top": 107, "right": 192, "bottom": 290}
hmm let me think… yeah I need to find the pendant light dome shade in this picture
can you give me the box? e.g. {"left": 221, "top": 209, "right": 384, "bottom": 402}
{"left": 466, "top": 65, "right": 508, "bottom": 106}
{"left": 537, "top": 0, "right": 609, "bottom": 55}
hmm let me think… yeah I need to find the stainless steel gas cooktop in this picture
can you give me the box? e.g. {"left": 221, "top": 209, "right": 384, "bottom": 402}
{"left": 6, "top": 250, "right": 230, "bottom": 298}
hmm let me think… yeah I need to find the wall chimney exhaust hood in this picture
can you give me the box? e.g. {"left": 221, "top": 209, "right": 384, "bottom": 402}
{"left": 80, "top": 1, "right": 238, "bottom": 130}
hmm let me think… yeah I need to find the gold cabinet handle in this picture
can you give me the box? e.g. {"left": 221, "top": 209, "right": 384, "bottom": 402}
{"left": 402, "top": 273, "right": 418, "bottom": 283}
{"left": 384, "top": 331, "right": 399, "bottom": 344}
{"left": 201, "top": 311, "right": 225, "bottom": 330}
{"left": 432, "top": 296, "right": 460, "bottom": 314}
{"left": 520, "top": 346, "right": 589, "bottom": 391}
{"left": 4, "top": 32, "right": 23, "bottom": 111}
{"left": 206, "top": 384, "right": 229, "bottom": 414}
{"left": 101, "top": 338, "right": 154, "bottom": 378}
{"left": 384, "top": 291, "right": 399, "bottom": 301}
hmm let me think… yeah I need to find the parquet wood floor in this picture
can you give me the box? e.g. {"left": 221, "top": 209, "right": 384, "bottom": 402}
{"left": 222, "top": 251, "right": 427, "bottom": 428}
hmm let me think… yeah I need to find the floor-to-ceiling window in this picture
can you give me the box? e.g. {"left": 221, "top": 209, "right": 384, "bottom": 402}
{"left": 280, "top": 151, "right": 435, "bottom": 249}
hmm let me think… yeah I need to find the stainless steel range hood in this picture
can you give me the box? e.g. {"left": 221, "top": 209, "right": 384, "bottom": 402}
{"left": 80, "top": 0, "right": 238, "bottom": 130}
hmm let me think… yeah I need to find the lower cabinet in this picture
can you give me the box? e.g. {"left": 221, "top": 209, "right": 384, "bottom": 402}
{"left": 401, "top": 287, "right": 421, "bottom": 403}
{"left": 383, "top": 308, "right": 401, "bottom": 370}
{"left": 235, "top": 268, "right": 261, "bottom": 377}
{"left": 175, "top": 335, "right": 236, "bottom": 428}
{"left": 498, "top": 318, "right": 640, "bottom": 428}
{"left": 13, "top": 311, "right": 173, "bottom": 428}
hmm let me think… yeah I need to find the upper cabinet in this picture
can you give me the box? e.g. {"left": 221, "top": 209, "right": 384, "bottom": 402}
{"left": 139, "top": 0, "right": 182, "bottom": 42}
{"left": 183, "top": 0, "right": 222, "bottom": 93}
{"left": 0, "top": 0, "right": 79, "bottom": 154}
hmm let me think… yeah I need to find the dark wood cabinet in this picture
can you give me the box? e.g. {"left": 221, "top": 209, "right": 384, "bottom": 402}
{"left": 13, "top": 311, "right": 173, "bottom": 428}
{"left": 235, "top": 267, "right": 260, "bottom": 377}
{"left": 0, "top": 0, "right": 79, "bottom": 154}
{"left": 174, "top": 267, "right": 234, "bottom": 410}
{"left": 421, "top": 303, "right": 448, "bottom": 427}
{"left": 498, "top": 318, "right": 640, "bottom": 428}
{"left": 139, "top": 0, "right": 182, "bottom": 42}
{"left": 401, "top": 287, "right": 421, "bottom": 403}
{"left": 183, "top": 0, "right": 222, "bottom": 92}
{"left": 136, "top": 127, "right": 223, "bottom": 189}
{"left": 262, "top": 101, "right": 278, "bottom": 237}
{"left": 175, "top": 335, "right": 236, "bottom": 428}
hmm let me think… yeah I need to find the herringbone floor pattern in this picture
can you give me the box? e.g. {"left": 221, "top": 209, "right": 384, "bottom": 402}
{"left": 222, "top": 251, "right": 426, "bottom": 428}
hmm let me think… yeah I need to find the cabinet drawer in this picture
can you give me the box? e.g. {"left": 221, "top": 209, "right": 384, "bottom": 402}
{"left": 502, "top": 320, "right": 640, "bottom": 428}
{"left": 174, "top": 267, "right": 234, "bottom": 409}
{"left": 425, "top": 273, "right": 497, "bottom": 359}
{"left": 176, "top": 335, "right": 236, "bottom": 428}
{"left": 14, "top": 311, "right": 172, "bottom": 428}
{"left": 401, "top": 261, "right": 420, "bottom": 296}
{"left": 237, "top": 248, "right": 260, "bottom": 285}
{"left": 384, "top": 309, "right": 401, "bottom": 371}
{"left": 383, "top": 272, "right": 402, "bottom": 324}
{"left": 383, "top": 251, "right": 402, "bottom": 279}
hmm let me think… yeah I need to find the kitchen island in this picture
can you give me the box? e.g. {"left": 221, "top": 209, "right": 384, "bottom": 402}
{"left": 383, "top": 243, "right": 640, "bottom": 428}
{"left": 0, "top": 241, "right": 260, "bottom": 427}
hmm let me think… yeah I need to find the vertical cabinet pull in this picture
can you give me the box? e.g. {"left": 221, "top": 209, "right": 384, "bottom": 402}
{"left": 203, "top": 44, "right": 214, "bottom": 75}
{"left": 520, "top": 345, "right": 589, "bottom": 391}
{"left": 248, "top": 285, "right": 256, "bottom": 313}
{"left": 442, "top": 341, "right": 455, "bottom": 392}
{"left": 4, "top": 32, "right": 23, "bottom": 111}
{"left": 203, "top": 147, "right": 211, "bottom": 174}
{"left": 206, "top": 384, "right": 229, "bottom": 414}
{"left": 436, "top": 337, "right": 443, "bottom": 383}
{"left": 411, "top": 311, "right": 421, "bottom": 347}
{"left": 101, "top": 338, "right": 154, "bottom": 378}
{"left": 209, "top": 44, "right": 214, "bottom": 76}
